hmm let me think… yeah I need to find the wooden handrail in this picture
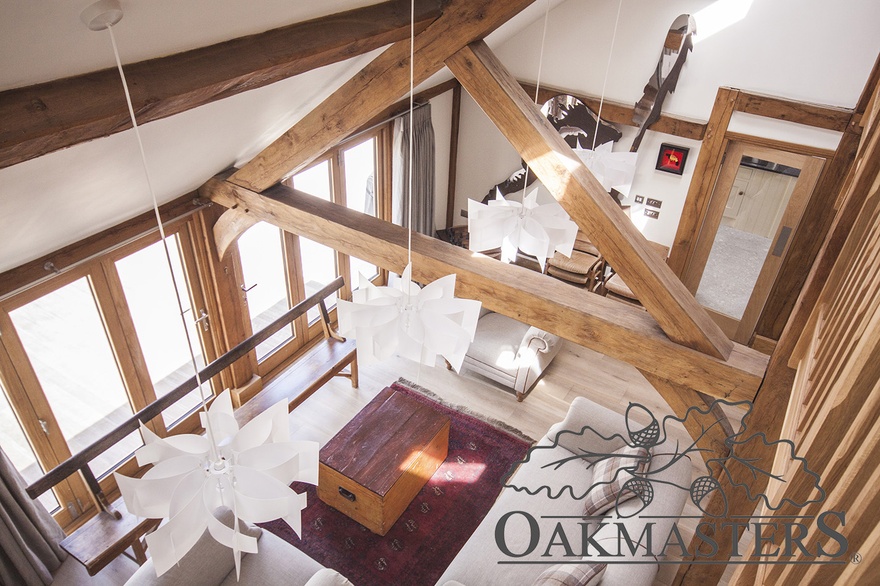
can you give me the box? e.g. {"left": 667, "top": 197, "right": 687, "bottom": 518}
{"left": 26, "top": 276, "right": 346, "bottom": 499}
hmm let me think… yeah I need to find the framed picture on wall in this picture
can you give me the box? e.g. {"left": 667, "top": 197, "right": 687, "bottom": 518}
{"left": 656, "top": 143, "right": 689, "bottom": 175}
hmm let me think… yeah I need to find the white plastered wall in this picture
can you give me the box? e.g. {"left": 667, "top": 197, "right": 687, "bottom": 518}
{"left": 451, "top": 0, "right": 880, "bottom": 247}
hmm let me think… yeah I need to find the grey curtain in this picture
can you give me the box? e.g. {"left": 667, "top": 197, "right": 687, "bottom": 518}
{"left": 0, "top": 447, "right": 66, "bottom": 586}
{"left": 392, "top": 102, "right": 436, "bottom": 236}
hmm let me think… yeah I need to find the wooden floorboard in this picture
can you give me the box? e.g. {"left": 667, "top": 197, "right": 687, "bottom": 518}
{"left": 272, "top": 339, "right": 744, "bottom": 586}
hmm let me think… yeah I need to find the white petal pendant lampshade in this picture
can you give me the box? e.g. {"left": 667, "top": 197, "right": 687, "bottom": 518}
{"left": 115, "top": 391, "right": 318, "bottom": 578}
{"left": 574, "top": 142, "right": 638, "bottom": 197}
{"left": 468, "top": 186, "right": 578, "bottom": 270}
{"left": 337, "top": 264, "right": 481, "bottom": 373}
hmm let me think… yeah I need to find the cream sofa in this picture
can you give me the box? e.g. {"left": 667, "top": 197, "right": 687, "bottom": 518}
{"left": 461, "top": 311, "right": 562, "bottom": 401}
{"left": 437, "top": 397, "right": 691, "bottom": 586}
{"left": 125, "top": 509, "right": 351, "bottom": 586}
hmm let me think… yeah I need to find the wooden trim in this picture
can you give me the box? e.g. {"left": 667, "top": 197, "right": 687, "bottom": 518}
{"left": 734, "top": 90, "right": 853, "bottom": 133}
{"left": 0, "top": 194, "right": 206, "bottom": 301}
{"left": 213, "top": 207, "right": 260, "bottom": 260}
{"left": 733, "top": 156, "right": 825, "bottom": 344}
{"left": 0, "top": 0, "right": 444, "bottom": 170}
{"left": 723, "top": 132, "right": 835, "bottom": 160}
{"left": 446, "top": 81, "right": 463, "bottom": 229}
{"left": 520, "top": 81, "right": 707, "bottom": 141}
{"left": 195, "top": 205, "right": 258, "bottom": 390}
{"left": 447, "top": 41, "right": 732, "bottom": 359}
{"left": 755, "top": 126, "right": 861, "bottom": 340}
{"left": 229, "top": 0, "right": 540, "bottom": 192}
{"left": 750, "top": 334, "right": 777, "bottom": 356}
{"left": 667, "top": 88, "right": 740, "bottom": 279}
{"left": 705, "top": 307, "right": 739, "bottom": 339}
{"left": 201, "top": 172, "right": 768, "bottom": 400}
{"left": 26, "top": 277, "right": 346, "bottom": 499}
{"left": 0, "top": 321, "right": 90, "bottom": 526}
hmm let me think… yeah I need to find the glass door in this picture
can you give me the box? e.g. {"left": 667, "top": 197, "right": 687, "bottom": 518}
{"left": 687, "top": 141, "right": 825, "bottom": 343}
{"left": 291, "top": 159, "right": 342, "bottom": 324}
{"left": 7, "top": 276, "right": 144, "bottom": 478}
{"left": 113, "top": 233, "right": 207, "bottom": 427}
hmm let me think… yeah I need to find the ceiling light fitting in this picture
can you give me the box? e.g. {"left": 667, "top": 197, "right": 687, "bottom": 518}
{"left": 80, "top": 1, "right": 317, "bottom": 577}
{"left": 338, "top": 0, "right": 481, "bottom": 371}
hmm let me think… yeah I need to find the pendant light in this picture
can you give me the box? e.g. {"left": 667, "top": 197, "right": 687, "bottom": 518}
{"left": 80, "top": 0, "right": 318, "bottom": 577}
{"left": 337, "top": 0, "right": 482, "bottom": 372}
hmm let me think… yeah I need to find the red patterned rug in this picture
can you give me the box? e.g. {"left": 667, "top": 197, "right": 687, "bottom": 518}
{"left": 261, "top": 379, "right": 532, "bottom": 586}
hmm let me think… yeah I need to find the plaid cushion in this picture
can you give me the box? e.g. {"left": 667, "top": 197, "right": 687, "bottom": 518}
{"left": 583, "top": 444, "right": 650, "bottom": 517}
{"left": 531, "top": 562, "right": 606, "bottom": 585}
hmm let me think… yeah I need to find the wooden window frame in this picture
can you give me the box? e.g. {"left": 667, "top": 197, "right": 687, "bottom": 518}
{"left": 0, "top": 216, "right": 215, "bottom": 529}
{"left": 244, "top": 124, "right": 393, "bottom": 379}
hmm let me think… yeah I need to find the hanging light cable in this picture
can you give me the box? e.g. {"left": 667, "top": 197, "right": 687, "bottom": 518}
{"left": 466, "top": 0, "right": 579, "bottom": 269}
{"left": 80, "top": 1, "right": 318, "bottom": 578}
{"left": 337, "top": 0, "right": 482, "bottom": 373}
{"left": 576, "top": 0, "right": 639, "bottom": 201}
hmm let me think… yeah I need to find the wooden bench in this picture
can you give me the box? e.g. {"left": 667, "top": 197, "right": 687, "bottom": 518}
{"left": 49, "top": 277, "right": 355, "bottom": 575}
{"left": 60, "top": 498, "right": 159, "bottom": 576}
{"left": 235, "top": 335, "right": 357, "bottom": 426}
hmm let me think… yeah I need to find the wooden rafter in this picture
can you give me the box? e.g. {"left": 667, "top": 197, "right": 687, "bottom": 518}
{"left": 0, "top": 0, "right": 444, "bottom": 170}
{"left": 200, "top": 171, "right": 768, "bottom": 401}
{"left": 520, "top": 81, "right": 707, "bottom": 141}
{"left": 228, "top": 0, "right": 540, "bottom": 193}
{"left": 446, "top": 41, "right": 733, "bottom": 359}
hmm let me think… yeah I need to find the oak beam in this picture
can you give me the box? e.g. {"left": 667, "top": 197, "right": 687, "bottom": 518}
{"left": 735, "top": 90, "right": 853, "bottom": 133}
{"left": 446, "top": 41, "right": 732, "bottom": 359}
{"left": 200, "top": 171, "right": 767, "bottom": 401}
{"left": 228, "top": 0, "right": 539, "bottom": 192}
{"left": 0, "top": 0, "right": 443, "bottom": 170}
{"left": 520, "top": 81, "right": 707, "bottom": 141}
{"left": 213, "top": 207, "right": 259, "bottom": 260}
{"left": 667, "top": 88, "right": 739, "bottom": 280}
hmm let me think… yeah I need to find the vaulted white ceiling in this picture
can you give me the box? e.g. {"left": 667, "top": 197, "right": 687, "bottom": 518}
{"left": 0, "top": 0, "right": 558, "bottom": 273}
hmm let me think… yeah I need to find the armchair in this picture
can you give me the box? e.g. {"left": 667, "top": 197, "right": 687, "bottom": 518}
{"left": 459, "top": 311, "right": 562, "bottom": 401}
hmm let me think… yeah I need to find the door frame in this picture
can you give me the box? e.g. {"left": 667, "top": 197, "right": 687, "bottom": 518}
{"left": 681, "top": 139, "right": 825, "bottom": 343}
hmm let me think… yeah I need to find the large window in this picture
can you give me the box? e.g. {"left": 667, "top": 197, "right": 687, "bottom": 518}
{"left": 237, "top": 128, "right": 391, "bottom": 373}
{"left": 9, "top": 277, "right": 143, "bottom": 478}
{"left": 0, "top": 220, "right": 213, "bottom": 527}
{"left": 115, "top": 235, "right": 207, "bottom": 426}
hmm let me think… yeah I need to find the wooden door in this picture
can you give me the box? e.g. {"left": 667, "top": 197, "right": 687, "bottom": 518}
{"left": 683, "top": 141, "right": 825, "bottom": 344}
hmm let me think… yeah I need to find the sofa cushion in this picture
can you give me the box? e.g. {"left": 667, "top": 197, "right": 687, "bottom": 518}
{"left": 303, "top": 568, "right": 354, "bottom": 585}
{"left": 125, "top": 508, "right": 261, "bottom": 586}
{"left": 583, "top": 445, "right": 651, "bottom": 518}
{"left": 466, "top": 313, "right": 532, "bottom": 376}
{"left": 531, "top": 562, "right": 606, "bottom": 586}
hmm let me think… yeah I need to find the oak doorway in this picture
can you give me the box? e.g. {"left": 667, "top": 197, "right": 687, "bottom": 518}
{"left": 683, "top": 140, "right": 825, "bottom": 345}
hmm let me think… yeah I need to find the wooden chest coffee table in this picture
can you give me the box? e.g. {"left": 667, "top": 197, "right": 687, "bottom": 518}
{"left": 318, "top": 386, "right": 450, "bottom": 535}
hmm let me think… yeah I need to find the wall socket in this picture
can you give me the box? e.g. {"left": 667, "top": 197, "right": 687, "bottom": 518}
{"left": 646, "top": 198, "right": 663, "bottom": 208}
{"left": 634, "top": 195, "right": 645, "bottom": 204}
{"left": 644, "top": 209, "right": 660, "bottom": 219}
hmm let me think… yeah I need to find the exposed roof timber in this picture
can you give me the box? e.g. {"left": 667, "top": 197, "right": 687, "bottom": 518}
{"left": 0, "top": 0, "right": 444, "bottom": 170}
{"left": 228, "top": 0, "right": 540, "bottom": 193}
{"left": 200, "top": 171, "right": 768, "bottom": 401}
{"left": 520, "top": 81, "right": 707, "bottom": 141}
{"left": 446, "top": 41, "right": 733, "bottom": 359}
